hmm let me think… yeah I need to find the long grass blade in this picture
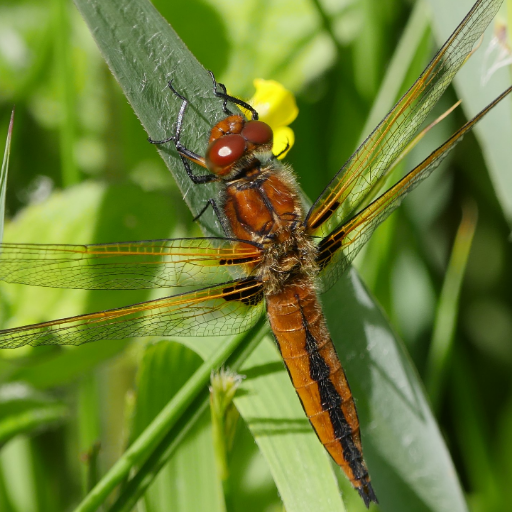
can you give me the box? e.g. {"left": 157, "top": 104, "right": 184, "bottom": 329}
{"left": 0, "top": 109, "right": 14, "bottom": 244}
{"left": 426, "top": 203, "right": 478, "bottom": 412}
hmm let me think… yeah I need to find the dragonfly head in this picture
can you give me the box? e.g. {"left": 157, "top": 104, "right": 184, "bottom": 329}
{"left": 205, "top": 115, "right": 273, "bottom": 176}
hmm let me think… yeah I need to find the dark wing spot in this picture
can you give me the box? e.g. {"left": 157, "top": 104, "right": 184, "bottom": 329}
{"left": 222, "top": 278, "right": 264, "bottom": 306}
{"left": 219, "top": 256, "right": 257, "bottom": 265}
{"left": 316, "top": 230, "right": 344, "bottom": 269}
{"left": 310, "top": 201, "right": 340, "bottom": 230}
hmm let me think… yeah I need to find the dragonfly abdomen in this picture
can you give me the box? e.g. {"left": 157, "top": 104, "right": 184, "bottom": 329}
{"left": 266, "top": 281, "right": 376, "bottom": 505}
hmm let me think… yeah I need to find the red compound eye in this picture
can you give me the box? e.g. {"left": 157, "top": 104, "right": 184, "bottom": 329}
{"left": 241, "top": 121, "right": 273, "bottom": 145}
{"left": 205, "top": 134, "right": 246, "bottom": 175}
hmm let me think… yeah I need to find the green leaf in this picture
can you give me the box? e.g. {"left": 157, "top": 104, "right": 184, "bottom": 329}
{"left": 324, "top": 270, "right": 468, "bottom": 511}
{"left": 0, "top": 382, "right": 67, "bottom": 446}
{"left": 0, "top": 109, "right": 14, "bottom": 244}
{"left": 426, "top": 0, "right": 512, "bottom": 225}
{"left": 425, "top": 205, "right": 478, "bottom": 411}
{"left": 70, "top": 0, "right": 473, "bottom": 510}
{"left": 234, "top": 336, "right": 346, "bottom": 512}
{"left": 74, "top": 0, "right": 229, "bottom": 238}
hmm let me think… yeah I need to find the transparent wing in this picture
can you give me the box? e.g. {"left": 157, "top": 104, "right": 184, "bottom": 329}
{"left": 0, "top": 238, "right": 262, "bottom": 290}
{"left": 0, "top": 278, "right": 265, "bottom": 349}
{"left": 317, "top": 87, "right": 512, "bottom": 291}
{"left": 306, "top": 0, "right": 503, "bottom": 237}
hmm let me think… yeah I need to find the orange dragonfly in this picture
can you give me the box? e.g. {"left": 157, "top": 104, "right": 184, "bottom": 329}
{"left": 0, "top": 0, "right": 510, "bottom": 506}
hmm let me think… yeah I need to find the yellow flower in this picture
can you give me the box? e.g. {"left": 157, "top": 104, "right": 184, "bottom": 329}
{"left": 246, "top": 79, "right": 298, "bottom": 159}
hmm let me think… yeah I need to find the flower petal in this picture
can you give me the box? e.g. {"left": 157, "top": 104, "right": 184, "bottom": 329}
{"left": 273, "top": 126, "right": 295, "bottom": 159}
{"left": 251, "top": 79, "right": 298, "bottom": 128}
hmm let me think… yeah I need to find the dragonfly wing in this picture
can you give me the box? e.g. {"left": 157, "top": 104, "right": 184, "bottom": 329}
{"left": 306, "top": 0, "right": 503, "bottom": 238}
{"left": 0, "top": 278, "right": 265, "bottom": 349}
{"left": 316, "top": 87, "right": 512, "bottom": 292}
{"left": 0, "top": 238, "right": 262, "bottom": 290}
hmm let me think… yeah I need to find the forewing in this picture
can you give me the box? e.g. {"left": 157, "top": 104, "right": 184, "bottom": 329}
{"left": 306, "top": 0, "right": 503, "bottom": 238}
{"left": 0, "top": 238, "right": 261, "bottom": 290}
{"left": 0, "top": 278, "right": 265, "bottom": 348}
{"left": 317, "top": 87, "right": 512, "bottom": 292}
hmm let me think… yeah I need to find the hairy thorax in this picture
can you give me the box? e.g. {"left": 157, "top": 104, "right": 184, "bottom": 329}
{"left": 221, "top": 152, "right": 319, "bottom": 295}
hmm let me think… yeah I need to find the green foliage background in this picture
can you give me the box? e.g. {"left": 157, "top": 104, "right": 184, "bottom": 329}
{"left": 0, "top": 0, "right": 511, "bottom": 511}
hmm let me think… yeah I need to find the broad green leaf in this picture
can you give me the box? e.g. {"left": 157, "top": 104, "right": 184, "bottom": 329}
{"left": 70, "top": 0, "right": 476, "bottom": 511}
{"left": 71, "top": 1, "right": 345, "bottom": 510}
{"left": 74, "top": 0, "right": 229, "bottom": 238}
{"left": 324, "top": 270, "right": 467, "bottom": 511}
{"left": 0, "top": 382, "right": 67, "bottom": 446}
{"left": 234, "top": 336, "right": 345, "bottom": 512}
{"left": 426, "top": 0, "right": 512, "bottom": 225}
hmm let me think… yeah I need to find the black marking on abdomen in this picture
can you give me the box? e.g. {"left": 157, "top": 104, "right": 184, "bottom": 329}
{"left": 222, "top": 278, "right": 263, "bottom": 306}
{"left": 299, "top": 299, "right": 377, "bottom": 506}
{"left": 303, "top": 323, "right": 355, "bottom": 446}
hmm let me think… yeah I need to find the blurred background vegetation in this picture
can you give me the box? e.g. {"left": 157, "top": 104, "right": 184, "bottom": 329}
{"left": 0, "top": 0, "right": 511, "bottom": 511}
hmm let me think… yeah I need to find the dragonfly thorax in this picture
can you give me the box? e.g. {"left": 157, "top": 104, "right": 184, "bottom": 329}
{"left": 220, "top": 153, "right": 318, "bottom": 295}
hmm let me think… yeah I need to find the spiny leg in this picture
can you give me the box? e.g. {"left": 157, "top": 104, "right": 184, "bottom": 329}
{"left": 193, "top": 198, "right": 232, "bottom": 237}
{"left": 207, "top": 70, "right": 259, "bottom": 121}
{"left": 148, "top": 81, "right": 216, "bottom": 185}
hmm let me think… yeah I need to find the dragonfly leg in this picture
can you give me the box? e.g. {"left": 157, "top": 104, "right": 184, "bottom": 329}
{"left": 149, "top": 81, "right": 217, "bottom": 185}
{"left": 207, "top": 70, "right": 259, "bottom": 121}
{"left": 178, "top": 155, "right": 217, "bottom": 185}
{"left": 194, "top": 198, "right": 232, "bottom": 236}
{"left": 273, "top": 140, "right": 291, "bottom": 160}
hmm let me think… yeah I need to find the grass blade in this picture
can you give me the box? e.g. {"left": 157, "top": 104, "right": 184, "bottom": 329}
{"left": 425, "top": 204, "right": 478, "bottom": 412}
{"left": 53, "top": 0, "right": 79, "bottom": 186}
{"left": 0, "top": 109, "right": 14, "bottom": 244}
{"left": 73, "top": 325, "right": 259, "bottom": 512}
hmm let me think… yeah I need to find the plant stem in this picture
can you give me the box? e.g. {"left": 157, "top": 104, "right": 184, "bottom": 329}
{"left": 73, "top": 321, "right": 266, "bottom": 512}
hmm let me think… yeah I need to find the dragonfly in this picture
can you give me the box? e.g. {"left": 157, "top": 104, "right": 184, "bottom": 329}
{"left": 0, "top": 0, "right": 510, "bottom": 506}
